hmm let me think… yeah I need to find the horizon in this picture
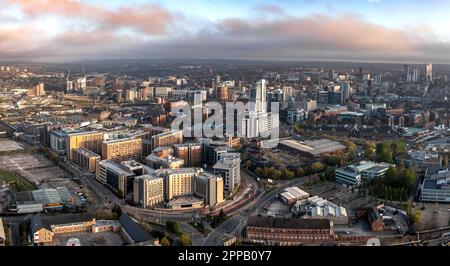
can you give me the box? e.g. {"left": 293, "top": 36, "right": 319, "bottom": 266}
{"left": 1, "top": 0, "right": 450, "bottom": 63}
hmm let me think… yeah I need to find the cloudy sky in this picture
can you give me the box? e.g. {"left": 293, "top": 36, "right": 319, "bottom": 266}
{"left": 0, "top": 0, "right": 449, "bottom": 63}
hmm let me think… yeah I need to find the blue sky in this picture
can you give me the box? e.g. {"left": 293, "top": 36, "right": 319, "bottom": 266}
{"left": 0, "top": 0, "right": 449, "bottom": 62}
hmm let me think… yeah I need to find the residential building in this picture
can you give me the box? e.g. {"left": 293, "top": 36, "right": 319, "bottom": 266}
{"left": 133, "top": 175, "right": 164, "bottom": 208}
{"left": 72, "top": 147, "right": 100, "bottom": 172}
{"left": 213, "top": 153, "right": 241, "bottom": 194}
{"left": 66, "top": 131, "right": 104, "bottom": 160}
{"left": 151, "top": 130, "right": 183, "bottom": 151}
{"left": 102, "top": 138, "right": 142, "bottom": 163}
{"left": 174, "top": 143, "right": 202, "bottom": 167}
{"left": 194, "top": 172, "right": 224, "bottom": 206}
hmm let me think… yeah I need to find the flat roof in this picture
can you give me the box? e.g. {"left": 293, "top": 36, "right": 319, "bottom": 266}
{"left": 247, "top": 216, "right": 331, "bottom": 230}
{"left": 279, "top": 139, "right": 345, "bottom": 155}
{"left": 119, "top": 214, "right": 152, "bottom": 243}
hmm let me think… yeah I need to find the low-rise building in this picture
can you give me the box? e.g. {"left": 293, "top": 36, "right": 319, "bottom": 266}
{"left": 420, "top": 167, "right": 450, "bottom": 202}
{"left": 279, "top": 138, "right": 346, "bottom": 158}
{"left": 31, "top": 213, "right": 96, "bottom": 244}
{"left": 246, "top": 216, "right": 335, "bottom": 245}
{"left": 335, "top": 161, "right": 393, "bottom": 186}
{"left": 280, "top": 187, "right": 310, "bottom": 205}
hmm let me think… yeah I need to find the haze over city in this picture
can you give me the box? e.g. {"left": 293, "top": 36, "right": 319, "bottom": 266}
{"left": 1, "top": 0, "right": 450, "bottom": 62}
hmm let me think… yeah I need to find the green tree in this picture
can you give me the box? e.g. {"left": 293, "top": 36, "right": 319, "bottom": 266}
{"left": 363, "top": 141, "right": 376, "bottom": 159}
{"left": 443, "top": 154, "right": 449, "bottom": 168}
{"left": 160, "top": 237, "right": 171, "bottom": 246}
{"left": 376, "top": 142, "right": 393, "bottom": 163}
{"left": 391, "top": 141, "right": 407, "bottom": 156}
{"left": 179, "top": 233, "right": 192, "bottom": 246}
{"left": 166, "top": 220, "right": 181, "bottom": 236}
{"left": 384, "top": 166, "right": 397, "bottom": 186}
{"left": 311, "top": 162, "right": 325, "bottom": 173}
{"left": 295, "top": 167, "right": 305, "bottom": 177}
{"left": 255, "top": 167, "right": 263, "bottom": 176}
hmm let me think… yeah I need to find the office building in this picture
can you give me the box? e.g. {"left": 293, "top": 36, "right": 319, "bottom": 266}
{"left": 335, "top": 161, "right": 393, "bottom": 187}
{"left": 420, "top": 168, "right": 450, "bottom": 202}
{"left": 96, "top": 160, "right": 136, "bottom": 197}
{"left": 66, "top": 131, "right": 104, "bottom": 160}
{"left": 102, "top": 138, "right": 142, "bottom": 163}
{"left": 133, "top": 175, "right": 164, "bottom": 208}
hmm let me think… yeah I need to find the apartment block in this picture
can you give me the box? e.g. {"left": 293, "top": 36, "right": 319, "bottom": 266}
{"left": 66, "top": 131, "right": 104, "bottom": 160}
{"left": 102, "top": 138, "right": 142, "bottom": 163}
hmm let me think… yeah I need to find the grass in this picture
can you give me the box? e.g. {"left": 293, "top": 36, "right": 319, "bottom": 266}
{"left": 0, "top": 168, "right": 37, "bottom": 192}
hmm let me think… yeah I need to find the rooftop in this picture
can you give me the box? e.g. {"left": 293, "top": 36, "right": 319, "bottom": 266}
{"left": 246, "top": 216, "right": 331, "bottom": 230}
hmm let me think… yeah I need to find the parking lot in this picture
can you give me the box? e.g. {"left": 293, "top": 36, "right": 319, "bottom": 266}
{"left": 49, "top": 231, "right": 126, "bottom": 246}
{"left": 260, "top": 198, "right": 291, "bottom": 218}
{"left": 412, "top": 202, "right": 450, "bottom": 231}
{"left": 0, "top": 154, "right": 65, "bottom": 185}
{"left": 0, "top": 140, "right": 24, "bottom": 152}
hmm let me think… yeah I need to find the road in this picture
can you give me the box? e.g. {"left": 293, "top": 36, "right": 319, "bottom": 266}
{"left": 203, "top": 174, "right": 309, "bottom": 246}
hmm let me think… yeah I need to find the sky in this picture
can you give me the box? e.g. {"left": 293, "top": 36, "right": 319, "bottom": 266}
{"left": 0, "top": 0, "right": 450, "bottom": 63}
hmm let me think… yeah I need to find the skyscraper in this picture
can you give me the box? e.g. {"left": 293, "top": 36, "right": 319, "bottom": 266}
{"left": 249, "top": 79, "right": 267, "bottom": 113}
{"left": 425, "top": 63, "right": 433, "bottom": 83}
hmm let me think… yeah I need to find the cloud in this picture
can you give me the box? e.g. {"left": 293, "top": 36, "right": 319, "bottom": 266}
{"left": 6, "top": 0, "right": 176, "bottom": 35}
{"left": 0, "top": 1, "right": 449, "bottom": 63}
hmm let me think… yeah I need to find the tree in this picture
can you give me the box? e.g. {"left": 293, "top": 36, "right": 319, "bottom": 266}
{"left": 391, "top": 141, "right": 407, "bottom": 156}
{"left": 244, "top": 160, "right": 252, "bottom": 170}
{"left": 166, "top": 220, "right": 181, "bottom": 236}
{"left": 384, "top": 166, "right": 397, "bottom": 186}
{"left": 311, "top": 162, "right": 325, "bottom": 173}
{"left": 363, "top": 141, "right": 376, "bottom": 159}
{"left": 255, "top": 167, "right": 263, "bottom": 176}
{"left": 160, "top": 237, "right": 171, "bottom": 246}
{"left": 179, "top": 233, "right": 192, "bottom": 246}
{"left": 295, "top": 167, "right": 305, "bottom": 177}
{"left": 412, "top": 211, "right": 422, "bottom": 224}
{"left": 402, "top": 167, "right": 417, "bottom": 191}
{"left": 443, "top": 154, "right": 449, "bottom": 168}
{"left": 376, "top": 142, "right": 393, "bottom": 163}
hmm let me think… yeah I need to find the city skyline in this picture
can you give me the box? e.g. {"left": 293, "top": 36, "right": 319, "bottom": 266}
{"left": 1, "top": 0, "right": 450, "bottom": 63}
